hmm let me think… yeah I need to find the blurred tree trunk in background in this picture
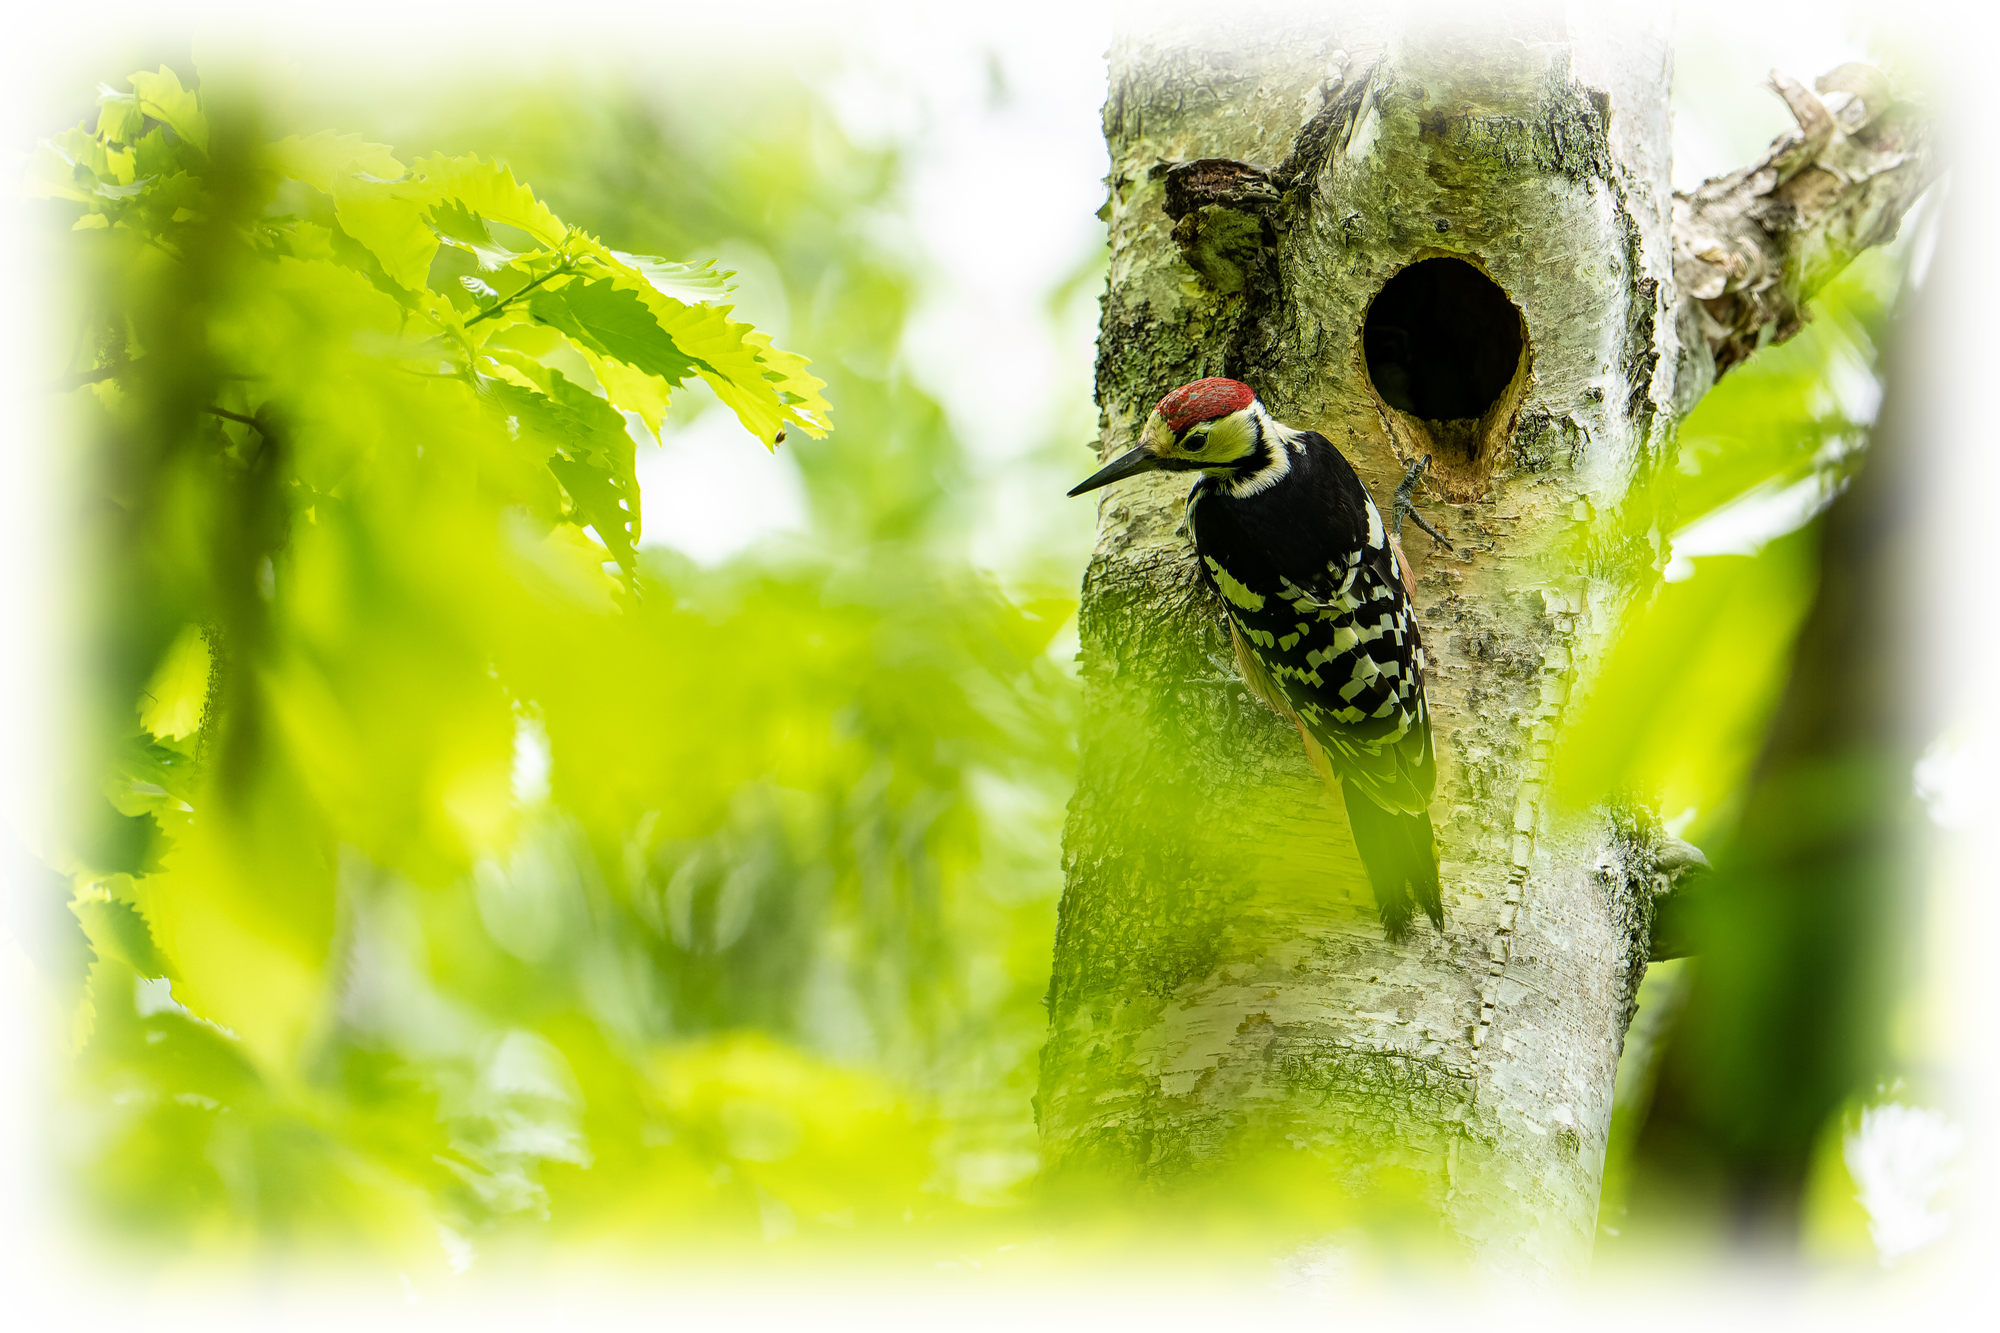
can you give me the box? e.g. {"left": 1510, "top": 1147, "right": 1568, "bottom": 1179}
{"left": 1037, "top": 5, "right": 1931, "bottom": 1282}
{"left": 1630, "top": 216, "right": 1941, "bottom": 1247}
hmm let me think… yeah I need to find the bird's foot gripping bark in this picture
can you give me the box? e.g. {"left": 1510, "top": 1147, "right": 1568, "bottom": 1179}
{"left": 1391, "top": 455, "right": 1452, "bottom": 551}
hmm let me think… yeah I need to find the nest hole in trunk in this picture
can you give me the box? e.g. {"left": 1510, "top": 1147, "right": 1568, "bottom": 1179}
{"left": 1360, "top": 256, "right": 1531, "bottom": 495}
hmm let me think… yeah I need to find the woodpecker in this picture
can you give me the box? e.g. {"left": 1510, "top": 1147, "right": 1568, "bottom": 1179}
{"left": 1068, "top": 377, "right": 1442, "bottom": 939}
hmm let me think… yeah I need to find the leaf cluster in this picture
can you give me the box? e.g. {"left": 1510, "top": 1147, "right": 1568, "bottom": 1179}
{"left": 0, "top": 18, "right": 828, "bottom": 1048}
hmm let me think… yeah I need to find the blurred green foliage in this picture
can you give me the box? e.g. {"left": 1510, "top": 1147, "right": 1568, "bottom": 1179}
{"left": 0, "top": 0, "right": 1992, "bottom": 1320}
{"left": 1568, "top": 176, "right": 1992, "bottom": 1328}
{"left": 0, "top": 7, "right": 1096, "bottom": 1320}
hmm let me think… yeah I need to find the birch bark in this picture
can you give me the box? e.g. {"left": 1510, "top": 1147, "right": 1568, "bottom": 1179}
{"left": 1036, "top": 6, "right": 1928, "bottom": 1284}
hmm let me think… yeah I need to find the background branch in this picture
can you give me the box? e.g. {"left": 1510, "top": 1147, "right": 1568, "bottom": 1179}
{"left": 1672, "top": 63, "right": 1935, "bottom": 403}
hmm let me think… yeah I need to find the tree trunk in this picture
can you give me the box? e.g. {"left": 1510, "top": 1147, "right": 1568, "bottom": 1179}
{"left": 1037, "top": 7, "right": 1928, "bottom": 1284}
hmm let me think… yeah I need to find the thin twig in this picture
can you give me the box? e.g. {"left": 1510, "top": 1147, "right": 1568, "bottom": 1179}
{"left": 465, "top": 260, "right": 576, "bottom": 326}
{"left": 207, "top": 406, "right": 263, "bottom": 431}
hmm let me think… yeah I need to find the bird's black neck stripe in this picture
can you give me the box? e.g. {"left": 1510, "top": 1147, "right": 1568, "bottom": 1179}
{"left": 1206, "top": 408, "right": 1297, "bottom": 499}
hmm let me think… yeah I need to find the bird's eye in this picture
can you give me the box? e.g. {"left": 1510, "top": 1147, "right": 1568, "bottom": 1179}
{"left": 1183, "top": 426, "right": 1210, "bottom": 454}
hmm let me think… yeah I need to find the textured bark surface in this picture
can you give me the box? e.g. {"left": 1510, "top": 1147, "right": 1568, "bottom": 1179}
{"left": 1036, "top": 7, "right": 1929, "bottom": 1286}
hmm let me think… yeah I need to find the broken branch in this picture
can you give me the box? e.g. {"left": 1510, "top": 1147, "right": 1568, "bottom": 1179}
{"left": 1670, "top": 62, "right": 1935, "bottom": 398}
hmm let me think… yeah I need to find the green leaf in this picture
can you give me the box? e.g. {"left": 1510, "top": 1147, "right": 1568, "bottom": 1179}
{"left": 0, "top": 808, "right": 97, "bottom": 1016}
{"left": 268, "top": 130, "right": 406, "bottom": 194}
{"left": 407, "top": 152, "right": 566, "bottom": 249}
{"left": 94, "top": 84, "right": 146, "bottom": 143}
{"left": 611, "top": 252, "right": 733, "bottom": 304}
{"left": 529, "top": 281, "right": 700, "bottom": 386}
{"left": 130, "top": 126, "right": 181, "bottom": 182}
{"left": 331, "top": 175, "right": 439, "bottom": 294}
{"left": 709, "top": 326, "right": 831, "bottom": 445}
{"left": 429, "top": 199, "right": 519, "bottom": 270}
{"left": 49, "top": 125, "right": 134, "bottom": 184}
{"left": 55, "top": 772, "right": 165, "bottom": 876}
{"left": 74, "top": 892, "right": 173, "bottom": 976}
{"left": 572, "top": 239, "right": 832, "bottom": 445}
{"left": 127, "top": 66, "right": 207, "bottom": 155}
{"left": 486, "top": 370, "right": 641, "bottom": 577}
{"left": 115, "top": 734, "right": 203, "bottom": 810}
{"left": 546, "top": 455, "right": 637, "bottom": 581}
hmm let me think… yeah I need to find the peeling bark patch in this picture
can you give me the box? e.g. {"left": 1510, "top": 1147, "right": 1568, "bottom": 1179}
{"left": 1472, "top": 587, "right": 1583, "bottom": 1050}
{"left": 1509, "top": 409, "right": 1587, "bottom": 474}
{"left": 1280, "top": 1043, "right": 1478, "bottom": 1118}
{"left": 1161, "top": 158, "right": 1281, "bottom": 222}
{"left": 1275, "top": 57, "right": 1380, "bottom": 191}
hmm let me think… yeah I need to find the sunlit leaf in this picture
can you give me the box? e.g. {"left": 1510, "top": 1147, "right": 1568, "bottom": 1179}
{"left": 408, "top": 151, "right": 567, "bottom": 249}
{"left": 429, "top": 199, "right": 520, "bottom": 270}
{"left": 72, "top": 893, "right": 172, "bottom": 979}
{"left": 330, "top": 175, "right": 439, "bottom": 294}
{"left": 23, "top": 141, "right": 95, "bottom": 203}
{"left": 529, "top": 280, "right": 700, "bottom": 385}
{"left": 137, "top": 625, "right": 210, "bottom": 741}
{"left": 94, "top": 84, "right": 147, "bottom": 144}
{"left": 610, "top": 252, "right": 734, "bottom": 303}
{"left": 127, "top": 66, "right": 207, "bottom": 155}
{"left": 487, "top": 370, "right": 642, "bottom": 577}
{"left": 268, "top": 129, "right": 406, "bottom": 193}
{"left": 573, "top": 238, "right": 831, "bottom": 444}
{"left": 45, "top": 125, "right": 135, "bottom": 186}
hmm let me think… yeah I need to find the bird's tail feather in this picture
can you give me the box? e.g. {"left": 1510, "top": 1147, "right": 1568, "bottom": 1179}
{"left": 1342, "top": 784, "right": 1442, "bottom": 940}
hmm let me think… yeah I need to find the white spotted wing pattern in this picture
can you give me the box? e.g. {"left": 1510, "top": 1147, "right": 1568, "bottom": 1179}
{"left": 1187, "top": 428, "right": 1435, "bottom": 817}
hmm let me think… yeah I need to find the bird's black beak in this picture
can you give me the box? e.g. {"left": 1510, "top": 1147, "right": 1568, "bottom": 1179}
{"left": 1067, "top": 442, "right": 1165, "bottom": 497}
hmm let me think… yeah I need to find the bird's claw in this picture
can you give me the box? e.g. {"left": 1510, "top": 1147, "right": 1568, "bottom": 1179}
{"left": 1391, "top": 454, "right": 1452, "bottom": 552}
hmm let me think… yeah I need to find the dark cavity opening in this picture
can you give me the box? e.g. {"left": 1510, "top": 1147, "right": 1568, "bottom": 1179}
{"left": 1362, "top": 257, "right": 1524, "bottom": 421}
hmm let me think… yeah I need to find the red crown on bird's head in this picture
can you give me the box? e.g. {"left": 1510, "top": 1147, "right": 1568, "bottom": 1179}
{"left": 1156, "top": 378, "right": 1256, "bottom": 436}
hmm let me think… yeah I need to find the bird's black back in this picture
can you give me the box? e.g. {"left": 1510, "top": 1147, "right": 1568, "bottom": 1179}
{"left": 1186, "top": 430, "right": 1435, "bottom": 814}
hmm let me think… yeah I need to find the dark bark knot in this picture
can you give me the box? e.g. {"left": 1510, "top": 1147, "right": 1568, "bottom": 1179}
{"left": 1143, "top": 59, "right": 1381, "bottom": 376}
{"left": 1158, "top": 158, "right": 1282, "bottom": 296}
